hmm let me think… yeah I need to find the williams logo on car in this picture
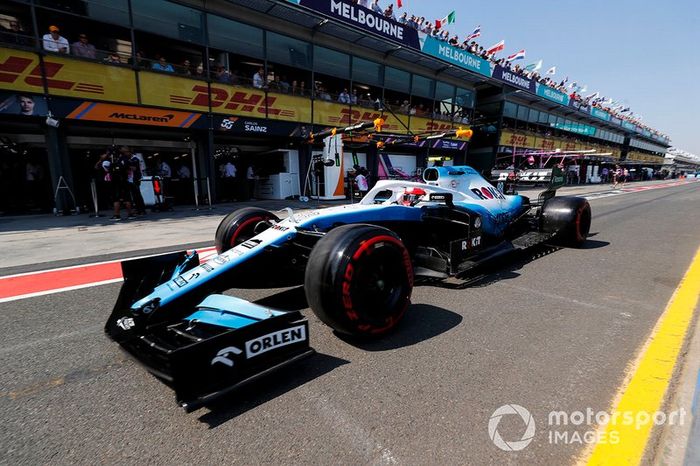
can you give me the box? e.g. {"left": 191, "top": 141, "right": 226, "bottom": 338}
{"left": 245, "top": 325, "right": 307, "bottom": 358}
{"left": 211, "top": 346, "right": 243, "bottom": 367}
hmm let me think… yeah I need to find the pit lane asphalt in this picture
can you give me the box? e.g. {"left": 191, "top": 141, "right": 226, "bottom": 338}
{"left": 1, "top": 183, "right": 699, "bottom": 465}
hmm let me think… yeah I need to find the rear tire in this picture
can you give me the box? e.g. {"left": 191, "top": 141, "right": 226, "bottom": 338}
{"left": 214, "top": 207, "right": 279, "bottom": 254}
{"left": 541, "top": 196, "right": 591, "bottom": 247}
{"left": 305, "top": 224, "right": 413, "bottom": 337}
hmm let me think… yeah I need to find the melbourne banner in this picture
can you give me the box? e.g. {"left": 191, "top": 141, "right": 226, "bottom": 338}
{"left": 553, "top": 121, "right": 597, "bottom": 136}
{"left": 420, "top": 35, "right": 492, "bottom": 77}
{"left": 590, "top": 107, "right": 611, "bottom": 122}
{"left": 535, "top": 82, "right": 570, "bottom": 106}
{"left": 622, "top": 121, "right": 637, "bottom": 131}
{"left": 492, "top": 65, "right": 535, "bottom": 93}
{"left": 287, "top": 0, "right": 420, "bottom": 49}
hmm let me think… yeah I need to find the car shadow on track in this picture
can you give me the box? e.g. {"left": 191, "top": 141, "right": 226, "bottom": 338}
{"left": 580, "top": 239, "right": 609, "bottom": 249}
{"left": 253, "top": 286, "right": 308, "bottom": 311}
{"left": 335, "top": 304, "right": 463, "bottom": 352}
{"left": 198, "top": 352, "right": 349, "bottom": 428}
{"left": 255, "top": 288, "right": 463, "bottom": 352}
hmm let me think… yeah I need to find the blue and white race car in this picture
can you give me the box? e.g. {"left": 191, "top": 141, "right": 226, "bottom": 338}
{"left": 106, "top": 130, "right": 591, "bottom": 411}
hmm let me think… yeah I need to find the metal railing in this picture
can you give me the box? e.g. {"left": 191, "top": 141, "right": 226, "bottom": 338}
{"left": 0, "top": 31, "right": 36, "bottom": 49}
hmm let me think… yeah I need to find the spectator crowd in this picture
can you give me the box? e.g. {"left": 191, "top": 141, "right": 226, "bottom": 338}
{"left": 0, "top": 4, "right": 667, "bottom": 139}
{"left": 351, "top": 0, "right": 668, "bottom": 140}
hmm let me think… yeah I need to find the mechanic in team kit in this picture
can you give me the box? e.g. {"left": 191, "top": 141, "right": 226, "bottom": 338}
{"left": 352, "top": 165, "right": 370, "bottom": 197}
{"left": 125, "top": 147, "right": 146, "bottom": 216}
{"left": 95, "top": 146, "right": 137, "bottom": 220}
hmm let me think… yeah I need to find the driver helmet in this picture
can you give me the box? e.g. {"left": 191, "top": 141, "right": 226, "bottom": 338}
{"left": 527, "top": 155, "right": 535, "bottom": 165}
{"left": 400, "top": 187, "right": 426, "bottom": 206}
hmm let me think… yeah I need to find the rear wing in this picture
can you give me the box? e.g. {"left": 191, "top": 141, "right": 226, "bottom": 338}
{"left": 490, "top": 166, "right": 565, "bottom": 203}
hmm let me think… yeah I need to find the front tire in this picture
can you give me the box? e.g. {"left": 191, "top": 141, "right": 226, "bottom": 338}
{"left": 305, "top": 224, "right": 414, "bottom": 337}
{"left": 541, "top": 196, "right": 591, "bottom": 247}
{"left": 214, "top": 207, "right": 279, "bottom": 254}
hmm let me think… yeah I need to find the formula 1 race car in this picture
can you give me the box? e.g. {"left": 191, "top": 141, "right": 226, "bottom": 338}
{"left": 106, "top": 122, "right": 591, "bottom": 410}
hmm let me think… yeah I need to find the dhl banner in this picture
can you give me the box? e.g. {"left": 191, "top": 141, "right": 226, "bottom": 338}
{"left": 500, "top": 130, "right": 622, "bottom": 160}
{"left": 0, "top": 47, "right": 137, "bottom": 103}
{"left": 139, "top": 73, "right": 311, "bottom": 122}
{"left": 313, "top": 106, "right": 413, "bottom": 133}
{"left": 208, "top": 85, "right": 302, "bottom": 121}
{"left": 66, "top": 101, "right": 201, "bottom": 128}
{"left": 626, "top": 151, "right": 662, "bottom": 163}
{"left": 266, "top": 92, "right": 311, "bottom": 123}
{"left": 313, "top": 100, "right": 349, "bottom": 126}
{"left": 139, "top": 72, "right": 210, "bottom": 112}
{"left": 409, "top": 116, "right": 456, "bottom": 134}
{"left": 500, "top": 130, "right": 537, "bottom": 149}
{"left": 392, "top": 113, "right": 410, "bottom": 133}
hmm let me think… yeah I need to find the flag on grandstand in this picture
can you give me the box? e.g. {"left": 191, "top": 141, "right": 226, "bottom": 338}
{"left": 620, "top": 107, "right": 630, "bottom": 112}
{"left": 580, "top": 84, "right": 588, "bottom": 93}
{"left": 435, "top": 11, "right": 456, "bottom": 29}
{"left": 397, "top": 0, "right": 403, "bottom": 7}
{"left": 507, "top": 49, "right": 526, "bottom": 61}
{"left": 585, "top": 91, "right": 599, "bottom": 99}
{"left": 546, "top": 66, "right": 556, "bottom": 75}
{"left": 486, "top": 40, "right": 505, "bottom": 55}
{"left": 465, "top": 25, "right": 481, "bottom": 41}
{"left": 525, "top": 59, "right": 542, "bottom": 72}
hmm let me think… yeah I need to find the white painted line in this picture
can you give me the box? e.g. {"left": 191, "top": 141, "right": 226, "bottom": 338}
{"left": 0, "top": 278, "right": 124, "bottom": 304}
{"left": 1, "top": 246, "right": 216, "bottom": 279}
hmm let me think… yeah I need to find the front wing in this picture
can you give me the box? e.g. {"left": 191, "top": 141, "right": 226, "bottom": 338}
{"left": 105, "top": 251, "right": 314, "bottom": 411}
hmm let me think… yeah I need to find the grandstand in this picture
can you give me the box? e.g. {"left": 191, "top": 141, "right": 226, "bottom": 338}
{"left": 0, "top": 0, "right": 673, "bottom": 213}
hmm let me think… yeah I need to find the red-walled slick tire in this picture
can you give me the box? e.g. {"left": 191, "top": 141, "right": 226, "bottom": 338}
{"left": 541, "top": 196, "right": 592, "bottom": 247}
{"left": 305, "top": 224, "right": 413, "bottom": 337}
{"left": 215, "top": 207, "right": 279, "bottom": 254}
